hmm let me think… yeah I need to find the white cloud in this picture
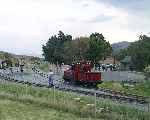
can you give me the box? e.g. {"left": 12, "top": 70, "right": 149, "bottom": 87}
{"left": 0, "top": 0, "right": 149, "bottom": 55}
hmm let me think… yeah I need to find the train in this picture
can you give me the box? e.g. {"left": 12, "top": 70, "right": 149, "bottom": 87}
{"left": 63, "top": 61, "right": 102, "bottom": 86}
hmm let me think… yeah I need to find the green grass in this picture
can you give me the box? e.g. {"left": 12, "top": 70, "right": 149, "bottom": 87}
{"left": 97, "top": 80, "right": 150, "bottom": 97}
{"left": 38, "top": 63, "right": 50, "bottom": 72}
{"left": 0, "top": 98, "right": 92, "bottom": 120}
{"left": 0, "top": 80, "right": 149, "bottom": 120}
{"left": 98, "top": 81, "right": 124, "bottom": 91}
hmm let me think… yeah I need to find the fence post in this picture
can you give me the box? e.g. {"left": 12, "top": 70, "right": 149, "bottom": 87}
{"left": 25, "top": 83, "right": 28, "bottom": 95}
{"left": 25, "top": 72, "right": 28, "bottom": 95}
{"left": 94, "top": 92, "right": 97, "bottom": 119}
{"left": 53, "top": 86, "right": 56, "bottom": 104}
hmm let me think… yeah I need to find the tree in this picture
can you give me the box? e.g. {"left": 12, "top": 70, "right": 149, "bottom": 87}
{"left": 127, "top": 35, "right": 150, "bottom": 70}
{"left": 63, "top": 37, "right": 89, "bottom": 63}
{"left": 144, "top": 66, "right": 150, "bottom": 80}
{"left": 115, "top": 49, "right": 128, "bottom": 61}
{"left": 42, "top": 32, "right": 112, "bottom": 64}
{"left": 86, "top": 33, "right": 112, "bottom": 63}
{"left": 42, "top": 31, "right": 72, "bottom": 64}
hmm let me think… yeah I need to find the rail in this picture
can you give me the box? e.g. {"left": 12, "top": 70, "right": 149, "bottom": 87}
{"left": 0, "top": 67, "right": 149, "bottom": 111}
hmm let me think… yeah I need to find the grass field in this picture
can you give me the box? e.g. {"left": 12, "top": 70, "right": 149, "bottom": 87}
{"left": 38, "top": 63, "right": 50, "bottom": 72}
{"left": 0, "top": 98, "right": 93, "bottom": 120}
{"left": 0, "top": 79, "right": 149, "bottom": 120}
{"left": 98, "top": 80, "right": 150, "bottom": 97}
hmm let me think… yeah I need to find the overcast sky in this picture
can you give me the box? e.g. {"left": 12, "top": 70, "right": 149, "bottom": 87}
{"left": 0, "top": 0, "right": 150, "bottom": 56}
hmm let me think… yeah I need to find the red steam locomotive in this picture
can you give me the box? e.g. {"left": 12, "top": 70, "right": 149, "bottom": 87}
{"left": 63, "top": 61, "right": 102, "bottom": 86}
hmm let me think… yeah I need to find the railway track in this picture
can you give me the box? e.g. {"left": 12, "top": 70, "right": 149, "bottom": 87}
{"left": 0, "top": 67, "right": 149, "bottom": 111}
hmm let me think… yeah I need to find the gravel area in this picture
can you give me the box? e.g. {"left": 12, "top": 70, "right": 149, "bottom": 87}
{"left": 101, "top": 71, "right": 145, "bottom": 82}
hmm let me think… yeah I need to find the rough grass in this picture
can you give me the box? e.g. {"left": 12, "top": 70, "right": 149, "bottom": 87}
{"left": 0, "top": 80, "right": 149, "bottom": 120}
{"left": 97, "top": 80, "right": 150, "bottom": 97}
{"left": 0, "top": 98, "right": 93, "bottom": 120}
{"left": 38, "top": 63, "right": 50, "bottom": 72}
{"left": 98, "top": 81, "right": 124, "bottom": 91}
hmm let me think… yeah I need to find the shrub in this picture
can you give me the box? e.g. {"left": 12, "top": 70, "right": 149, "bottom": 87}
{"left": 39, "top": 63, "right": 49, "bottom": 72}
{"left": 144, "top": 66, "right": 150, "bottom": 80}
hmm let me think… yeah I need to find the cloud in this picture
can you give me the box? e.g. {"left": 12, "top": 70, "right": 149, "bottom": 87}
{"left": 86, "top": 14, "right": 115, "bottom": 23}
{"left": 96, "top": 0, "right": 150, "bottom": 33}
{"left": 97, "top": 0, "right": 149, "bottom": 11}
{"left": 127, "top": 15, "right": 150, "bottom": 32}
{"left": 98, "top": 0, "right": 150, "bottom": 18}
{"left": 82, "top": 3, "right": 89, "bottom": 8}
{"left": 0, "top": 0, "right": 149, "bottom": 55}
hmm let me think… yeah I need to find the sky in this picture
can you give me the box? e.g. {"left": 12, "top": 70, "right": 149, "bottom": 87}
{"left": 0, "top": 0, "right": 150, "bottom": 56}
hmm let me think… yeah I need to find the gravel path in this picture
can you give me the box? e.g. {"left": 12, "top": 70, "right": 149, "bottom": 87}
{"left": 101, "top": 71, "right": 145, "bottom": 82}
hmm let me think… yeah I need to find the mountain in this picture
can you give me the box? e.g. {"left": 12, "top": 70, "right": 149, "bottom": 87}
{"left": 0, "top": 51, "right": 42, "bottom": 64}
{"left": 112, "top": 41, "right": 131, "bottom": 52}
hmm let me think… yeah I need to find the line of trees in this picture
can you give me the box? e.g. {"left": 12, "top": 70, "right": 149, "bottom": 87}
{"left": 42, "top": 31, "right": 112, "bottom": 64}
{"left": 115, "top": 35, "right": 150, "bottom": 70}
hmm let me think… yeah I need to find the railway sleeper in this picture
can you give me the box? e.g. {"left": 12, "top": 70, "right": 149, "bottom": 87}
{"left": 117, "top": 96, "right": 128, "bottom": 102}
{"left": 97, "top": 94, "right": 105, "bottom": 99}
{"left": 135, "top": 98, "right": 146, "bottom": 102}
{"left": 13, "top": 79, "right": 18, "bottom": 82}
{"left": 35, "top": 83, "right": 42, "bottom": 87}
{"left": 26, "top": 82, "right": 32, "bottom": 86}
{"left": 17, "top": 80, "right": 24, "bottom": 83}
{"left": 138, "top": 100, "right": 146, "bottom": 104}
{"left": 126, "top": 98, "right": 137, "bottom": 103}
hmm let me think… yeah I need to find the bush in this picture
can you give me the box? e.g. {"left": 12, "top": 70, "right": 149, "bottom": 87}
{"left": 39, "top": 63, "right": 49, "bottom": 72}
{"left": 144, "top": 66, "right": 150, "bottom": 80}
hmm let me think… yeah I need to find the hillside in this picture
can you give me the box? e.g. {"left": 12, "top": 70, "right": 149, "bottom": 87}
{"left": 112, "top": 41, "right": 131, "bottom": 52}
{"left": 0, "top": 51, "right": 41, "bottom": 65}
